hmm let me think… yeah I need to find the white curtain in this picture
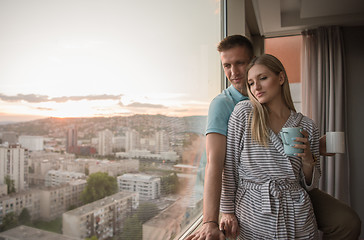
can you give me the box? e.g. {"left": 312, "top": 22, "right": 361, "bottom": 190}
{"left": 301, "top": 26, "right": 350, "bottom": 204}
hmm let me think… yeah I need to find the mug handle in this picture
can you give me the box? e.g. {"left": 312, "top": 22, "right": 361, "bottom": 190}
{"left": 281, "top": 131, "right": 289, "bottom": 145}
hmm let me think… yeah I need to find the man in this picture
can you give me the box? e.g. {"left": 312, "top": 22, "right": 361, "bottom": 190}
{"left": 186, "top": 35, "right": 361, "bottom": 240}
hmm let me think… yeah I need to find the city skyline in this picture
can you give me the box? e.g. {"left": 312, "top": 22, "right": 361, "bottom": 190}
{"left": 0, "top": 0, "right": 221, "bottom": 122}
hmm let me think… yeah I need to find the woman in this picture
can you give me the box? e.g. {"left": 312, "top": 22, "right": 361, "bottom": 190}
{"left": 220, "top": 54, "right": 320, "bottom": 239}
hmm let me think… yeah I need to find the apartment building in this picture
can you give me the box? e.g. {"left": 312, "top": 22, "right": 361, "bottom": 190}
{"left": 0, "top": 189, "right": 41, "bottom": 224}
{"left": 0, "top": 179, "right": 86, "bottom": 224}
{"left": 97, "top": 129, "right": 113, "bottom": 156}
{"left": 116, "top": 149, "right": 179, "bottom": 162}
{"left": 63, "top": 191, "right": 139, "bottom": 240}
{"left": 88, "top": 159, "right": 139, "bottom": 177}
{"left": 142, "top": 198, "right": 186, "bottom": 240}
{"left": 66, "top": 125, "right": 78, "bottom": 154}
{"left": 0, "top": 145, "right": 28, "bottom": 192}
{"left": 112, "top": 136, "right": 125, "bottom": 152}
{"left": 117, "top": 174, "right": 160, "bottom": 201}
{"left": 18, "top": 135, "right": 44, "bottom": 151}
{"left": 45, "top": 170, "right": 85, "bottom": 187}
{"left": 0, "top": 132, "right": 18, "bottom": 145}
{"left": 0, "top": 184, "right": 7, "bottom": 197}
{"left": 154, "top": 130, "right": 169, "bottom": 154}
{"left": 125, "top": 129, "right": 140, "bottom": 152}
{"left": 38, "top": 179, "right": 86, "bottom": 221}
{"left": 0, "top": 225, "right": 79, "bottom": 240}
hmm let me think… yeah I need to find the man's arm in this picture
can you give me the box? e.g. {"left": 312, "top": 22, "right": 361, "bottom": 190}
{"left": 319, "top": 135, "right": 335, "bottom": 156}
{"left": 203, "top": 133, "right": 226, "bottom": 223}
{"left": 185, "top": 133, "right": 226, "bottom": 240}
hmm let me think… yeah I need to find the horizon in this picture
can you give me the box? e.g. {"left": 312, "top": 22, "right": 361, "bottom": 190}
{"left": 0, "top": 112, "right": 209, "bottom": 125}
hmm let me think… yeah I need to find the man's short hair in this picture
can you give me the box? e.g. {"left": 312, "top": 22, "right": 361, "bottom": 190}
{"left": 217, "top": 35, "right": 254, "bottom": 58}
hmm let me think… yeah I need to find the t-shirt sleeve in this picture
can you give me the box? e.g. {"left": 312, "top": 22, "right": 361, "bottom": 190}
{"left": 205, "top": 96, "right": 234, "bottom": 136}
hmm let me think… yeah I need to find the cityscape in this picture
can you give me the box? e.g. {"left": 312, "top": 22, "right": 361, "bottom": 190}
{"left": 0, "top": 114, "right": 207, "bottom": 239}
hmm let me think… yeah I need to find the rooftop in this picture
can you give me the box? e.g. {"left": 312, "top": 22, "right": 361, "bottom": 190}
{"left": 0, "top": 225, "right": 79, "bottom": 240}
{"left": 118, "top": 173, "right": 158, "bottom": 181}
{"left": 64, "top": 191, "right": 136, "bottom": 216}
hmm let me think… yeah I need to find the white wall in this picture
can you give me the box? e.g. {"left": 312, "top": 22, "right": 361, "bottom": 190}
{"left": 343, "top": 25, "right": 364, "bottom": 238}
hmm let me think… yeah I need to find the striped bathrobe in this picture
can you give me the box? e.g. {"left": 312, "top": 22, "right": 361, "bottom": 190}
{"left": 220, "top": 100, "right": 321, "bottom": 240}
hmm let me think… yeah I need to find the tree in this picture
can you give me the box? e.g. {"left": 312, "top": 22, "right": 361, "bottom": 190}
{"left": 160, "top": 172, "right": 179, "bottom": 195}
{"left": 0, "top": 212, "right": 18, "bottom": 231}
{"left": 81, "top": 172, "right": 118, "bottom": 204}
{"left": 4, "top": 175, "right": 15, "bottom": 194}
{"left": 18, "top": 208, "right": 31, "bottom": 225}
{"left": 85, "top": 167, "right": 89, "bottom": 176}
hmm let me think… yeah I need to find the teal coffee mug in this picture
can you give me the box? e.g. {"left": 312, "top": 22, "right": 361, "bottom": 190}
{"left": 280, "top": 127, "right": 304, "bottom": 156}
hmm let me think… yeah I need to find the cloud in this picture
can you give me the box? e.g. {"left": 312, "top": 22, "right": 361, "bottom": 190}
{"left": 35, "top": 107, "right": 54, "bottom": 111}
{"left": 0, "top": 93, "right": 49, "bottom": 103}
{"left": 0, "top": 93, "right": 122, "bottom": 103}
{"left": 174, "top": 109, "right": 189, "bottom": 112}
{"left": 52, "top": 94, "right": 122, "bottom": 103}
{"left": 119, "top": 101, "right": 167, "bottom": 109}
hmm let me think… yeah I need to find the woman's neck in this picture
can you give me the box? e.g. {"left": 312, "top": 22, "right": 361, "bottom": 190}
{"left": 267, "top": 101, "right": 291, "bottom": 134}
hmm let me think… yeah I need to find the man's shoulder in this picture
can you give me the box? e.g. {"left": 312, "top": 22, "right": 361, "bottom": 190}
{"left": 210, "top": 88, "right": 235, "bottom": 106}
{"left": 206, "top": 89, "right": 237, "bottom": 136}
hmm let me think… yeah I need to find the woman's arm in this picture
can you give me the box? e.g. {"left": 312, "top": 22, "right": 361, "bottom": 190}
{"left": 293, "top": 123, "right": 321, "bottom": 189}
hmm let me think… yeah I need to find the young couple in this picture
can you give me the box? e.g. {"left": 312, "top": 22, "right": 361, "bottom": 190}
{"left": 186, "top": 35, "right": 361, "bottom": 240}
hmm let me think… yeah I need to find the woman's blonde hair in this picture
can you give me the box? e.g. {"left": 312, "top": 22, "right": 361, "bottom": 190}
{"left": 245, "top": 54, "right": 296, "bottom": 146}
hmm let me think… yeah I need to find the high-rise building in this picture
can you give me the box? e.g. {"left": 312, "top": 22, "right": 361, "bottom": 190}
{"left": 63, "top": 192, "right": 138, "bottom": 240}
{"left": 125, "top": 129, "right": 140, "bottom": 152}
{"left": 155, "top": 130, "right": 169, "bottom": 154}
{"left": 117, "top": 173, "right": 160, "bottom": 201}
{"left": 18, "top": 135, "right": 44, "bottom": 151}
{"left": 97, "top": 129, "right": 113, "bottom": 156}
{"left": 0, "top": 132, "right": 18, "bottom": 145}
{"left": 0, "top": 145, "right": 27, "bottom": 192}
{"left": 112, "top": 136, "right": 125, "bottom": 152}
{"left": 45, "top": 170, "right": 86, "bottom": 187}
{"left": 66, "top": 126, "right": 78, "bottom": 153}
{"left": 0, "top": 189, "right": 41, "bottom": 222}
{"left": 39, "top": 180, "right": 87, "bottom": 221}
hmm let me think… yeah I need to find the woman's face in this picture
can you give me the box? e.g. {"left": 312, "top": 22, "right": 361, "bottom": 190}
{"left": 247, "top": 64, "right": 284, "bottom": 105}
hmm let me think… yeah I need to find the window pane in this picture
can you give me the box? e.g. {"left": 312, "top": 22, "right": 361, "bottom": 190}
{"left": 0, "top": 0, "right": 221, "bottom": 240}
{"left": 265, "top": 36, "right": 302, "bottom": 112}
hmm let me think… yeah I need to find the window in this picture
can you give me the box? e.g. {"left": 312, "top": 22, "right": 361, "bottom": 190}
{"left": 265, "top": 36, "right": 302, "bottom": 112}
{"left": 0, "top": 0, "right": 222, "bottom": 239}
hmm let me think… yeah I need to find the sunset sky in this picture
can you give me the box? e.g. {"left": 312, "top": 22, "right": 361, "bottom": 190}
{"left": 0, "top": 0, "right": 221, "bottom": 122}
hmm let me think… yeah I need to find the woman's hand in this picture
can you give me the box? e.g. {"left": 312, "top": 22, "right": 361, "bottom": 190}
{"left": 292, "top": 129, "right": 315, "bottom": 165}
{"left": 220, "top": 213, "right": 239, "bottom": 239}
{"left": 292, "top": 129, "right": 316, "bottom": 184}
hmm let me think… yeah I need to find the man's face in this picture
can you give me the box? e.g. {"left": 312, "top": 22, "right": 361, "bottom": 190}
{"left": 220, "top": 46, "right": 251, "bottom": 94}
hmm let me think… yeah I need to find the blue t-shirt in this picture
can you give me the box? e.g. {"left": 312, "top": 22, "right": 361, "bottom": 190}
{"left": 206, "top": 85, "right": 249, "bottom": 136}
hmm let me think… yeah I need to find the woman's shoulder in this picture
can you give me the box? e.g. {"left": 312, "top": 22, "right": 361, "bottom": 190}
{"left": 229, "top": 100, "right": 252, "bottom": 123}
{"left": 234, "top": 100, "right": 252, "bottom": 113}
{"left": 296, "top": 112, "right": 318, "bottom": 130}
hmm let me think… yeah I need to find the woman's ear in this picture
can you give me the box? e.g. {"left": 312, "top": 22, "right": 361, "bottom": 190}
{"left": 279, "top": 71, "right": 285, "bottom": 85}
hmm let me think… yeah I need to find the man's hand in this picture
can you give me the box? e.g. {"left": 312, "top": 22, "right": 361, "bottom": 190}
{"left": 220, "top": 213, "right": 239, "bottom": 239}
{"left": 184, "top": 222, "right": 225, "bottom": 240}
